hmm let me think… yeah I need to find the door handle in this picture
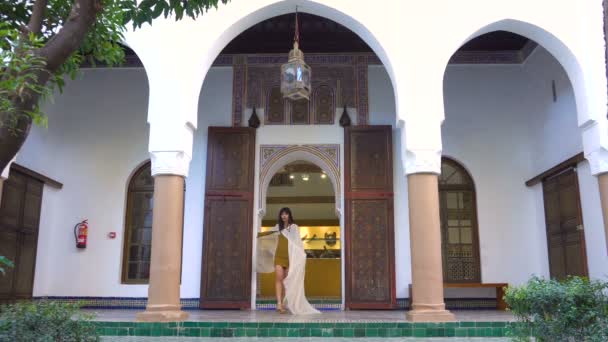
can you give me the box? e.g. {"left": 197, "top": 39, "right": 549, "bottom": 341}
{"left": 576, "top": 224, "right": 584, "bottom": 231}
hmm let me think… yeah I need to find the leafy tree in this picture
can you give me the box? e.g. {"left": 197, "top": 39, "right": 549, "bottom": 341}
{"left": 0, "top": 0, "right": 229, "bottom": 171}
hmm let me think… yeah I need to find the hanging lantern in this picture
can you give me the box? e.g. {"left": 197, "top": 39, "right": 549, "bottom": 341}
{"left": 281, "top": 9, "right": 311, "bottom": 101}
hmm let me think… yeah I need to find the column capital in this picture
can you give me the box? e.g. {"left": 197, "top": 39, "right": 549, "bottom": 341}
{"left": 405, "top": 149, "right": 442, "bottom": 175}
{"left": 582, "top": 119, "right": 608, "bottom": 176}
{"left": 150, "top": 151, "right": 192, "bottom": 177}
{"left": 585, "top": 148, "right": 608, "bottom": 176}
{"left": 1, "top": 156, "right": 16, "bottom": 180}
{"left": 400, "top": 119, "right": 443, "bottom": 175}
{"left": 148, "top": 121, "right": 194, "bottom": 178}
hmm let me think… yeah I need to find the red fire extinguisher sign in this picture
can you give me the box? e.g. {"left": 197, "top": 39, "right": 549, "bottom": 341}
{"left": 74, "top": 219, "right": 88, "bottom": 249}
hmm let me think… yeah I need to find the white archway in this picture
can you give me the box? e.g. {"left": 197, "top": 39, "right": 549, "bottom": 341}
{"left": 123, "top": 0, "right": 401, "bottom": 135}
{"left": 446, "top": 19, "right": 588, "bottom": 127}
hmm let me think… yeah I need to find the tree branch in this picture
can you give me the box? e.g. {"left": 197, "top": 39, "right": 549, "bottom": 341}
{"left": 39, "top": 0, "right": 102, "bottom": 72}
{"left": 27, "top": 0, "right": 48, "bottom": 34}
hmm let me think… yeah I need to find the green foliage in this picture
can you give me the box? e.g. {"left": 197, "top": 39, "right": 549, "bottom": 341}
{"left": 0, "top": 0, "right": 229, "bottom": 134}
{"left": 0, "top": 23, "right": 50, "bottom": 133}
{"left": 504, "top": 276, "right": 608, "bottom": 342}
{"left": 0, "top": 301, "right": 98, "bottom": 341}
{"left": 0, "top": 256, "right": 13, "bottom": 275}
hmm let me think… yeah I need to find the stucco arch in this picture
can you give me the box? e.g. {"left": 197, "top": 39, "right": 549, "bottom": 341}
{"left": 258, "top": 146, "right": 341, "bottom": 219}
{"left": 124, "top": 0, "right": 401, "bottom": 131}
{"left": 205, "top": 0, "right": 397, "bottom": 98}
{"left": 444, "top": 18, "right": 589, "bottom": 127}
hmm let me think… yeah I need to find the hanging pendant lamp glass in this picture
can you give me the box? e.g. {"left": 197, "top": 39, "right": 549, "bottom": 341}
{"left": 281, "top": 8, "right": 311, "bottom": 101}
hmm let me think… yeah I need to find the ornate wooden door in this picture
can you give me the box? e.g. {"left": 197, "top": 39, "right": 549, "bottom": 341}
{"left": 200, "top": 127, "right": 256, "bottom": 308}
{"left": 345, "top": 126, "right": 396, "bottom": 309}
{"left": 0, "top": 169, "right": 43, "bottom": 301}
{"left": 542, "top": 168, "right": 588, "bottom": 279}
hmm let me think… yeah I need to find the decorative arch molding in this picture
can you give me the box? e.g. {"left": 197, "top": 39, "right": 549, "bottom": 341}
{"left": 258, "top": 144, "right": 341, "bottom": 218}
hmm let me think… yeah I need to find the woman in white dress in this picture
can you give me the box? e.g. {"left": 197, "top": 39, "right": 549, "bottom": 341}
{"left": 257, "top": 207, "right": 320, "bottom": 315}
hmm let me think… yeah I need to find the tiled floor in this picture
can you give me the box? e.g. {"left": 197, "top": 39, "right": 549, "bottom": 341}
{"left": 88, "top": 309, "right": 514, "bottom": 323}
{"left": 100, "top": 338, "right": 509, "bottom": 341}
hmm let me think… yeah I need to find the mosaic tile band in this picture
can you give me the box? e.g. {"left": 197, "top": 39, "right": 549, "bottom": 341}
{"left": 93, "top": 321, "right": 514, "bottom": 338}
{"left": 33, "top": 297, "right": 497, "bottom": 310}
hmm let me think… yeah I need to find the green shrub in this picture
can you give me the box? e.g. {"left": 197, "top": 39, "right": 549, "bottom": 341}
{"left": 0, "top": 301, "right": 99, "bottom": 342}
{"left": 0, "top": 256, "right": 13, "bottom": 275}
{"left": 504, "top": 276, "right": 608, "bottom": 342}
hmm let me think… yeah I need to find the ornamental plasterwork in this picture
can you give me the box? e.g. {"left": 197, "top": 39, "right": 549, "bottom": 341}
{"left": 260, "top": 144, "right": 340, "bottom": 170}
{"left": 258, "top": 144, "right": 342, "bottom": 217}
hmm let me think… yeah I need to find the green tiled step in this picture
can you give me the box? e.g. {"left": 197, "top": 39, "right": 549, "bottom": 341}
{"left": 95, "top": 321, "right": 512, "bottom": 338}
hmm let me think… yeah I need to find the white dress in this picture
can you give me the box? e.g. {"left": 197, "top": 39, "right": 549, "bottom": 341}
{"left": 256, "top": 224, "right": 321, "bottom": 315}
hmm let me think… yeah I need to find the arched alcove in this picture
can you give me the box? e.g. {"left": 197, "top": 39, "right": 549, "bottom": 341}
{"left": 259, "top": 145, "right": 341, "bottom": 218}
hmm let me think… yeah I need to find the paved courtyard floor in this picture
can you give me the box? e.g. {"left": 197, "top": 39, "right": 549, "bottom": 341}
{"left": 88, "top": 309, "right": 514, "bottom": 323}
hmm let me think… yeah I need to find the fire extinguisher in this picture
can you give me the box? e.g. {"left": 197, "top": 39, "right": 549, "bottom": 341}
{"left": 74, "top": 219, "right": 88, "bottom": 249}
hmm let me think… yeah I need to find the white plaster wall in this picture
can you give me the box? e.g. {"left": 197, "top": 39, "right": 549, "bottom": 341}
{"left": 17, "top": 67, "right": 234, "bottom": 298}
{"left": 443, "top": 63, "right": 541, "bottom": 285}
{"left": 442, "top": 46, "right": 608, "bottom": 285}
{"left": 181, "top": 67, "right": 233, "bottom": 297}
{"left": 16, "top": 50, "right": 608, "bottom": 299}
{"left": 525, "top": 48, "right": 582, "bottom": 172}
{"left": 524, "top": 47, "right": 608, "bottom": 281}
{"left": 17, "top": 68, "right": 151, "bottom": 297}
{"left": 368, "top": 65, "right": 411, "bottom": 298}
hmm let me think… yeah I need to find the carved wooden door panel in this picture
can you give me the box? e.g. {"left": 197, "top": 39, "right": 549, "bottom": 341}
{"left": 0, "top": 169, "right": 43, "bottom": 301}
{"left": 200, "top": 127, "right": 255, "bottom": 308}
{"left": 542, "top": 168, "right": 588, "bottom": 279}
{"left": 345, "top": 126, "right": 396, "bottom": 309}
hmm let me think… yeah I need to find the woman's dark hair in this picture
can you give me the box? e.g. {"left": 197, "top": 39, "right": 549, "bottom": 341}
{"left": 277, "top": 207, "right": 295, "bottom": 230}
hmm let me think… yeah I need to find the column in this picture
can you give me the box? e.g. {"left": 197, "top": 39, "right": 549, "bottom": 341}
{"left": 583, "top": 121, "right": 608, "bottom": 255}
{"left": 137, "top": 151, "right": 191, "bottom": 322}
{"left": 600, "top": 174, "right": 608, "bottom": 254}
{"left": 0, "top": 156, "right": 16, "bottom": 207}
{"left": 402, "top": 121, "right": 455, "bottom": 322}
{"left": 133, "top": 41, "right": 202, "bottom": 321}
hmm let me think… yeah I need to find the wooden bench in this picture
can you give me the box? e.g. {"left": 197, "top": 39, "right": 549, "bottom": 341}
{"left": 408, "top": 283, "right": 509, "bottom": 310}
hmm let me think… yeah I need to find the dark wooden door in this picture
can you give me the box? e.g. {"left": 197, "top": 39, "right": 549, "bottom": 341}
{"left": 345, "top": 126, "right": 396, "bottom": 309}
{"left": 0, "top": 169, "right": 43, "bottom": 301}
{"left": 542, "top": 168, "right": 588, "bottom": 279}
{"left": 200, "top": 127, "right": 255, "bottom": 309}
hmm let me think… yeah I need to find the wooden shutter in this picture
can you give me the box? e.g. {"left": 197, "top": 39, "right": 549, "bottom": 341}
{"left": 543, "top": 168, "right": 588, "bottom": 279}
{"left": 200, "top": 127, "right": 256, "bottom": 308}
{"left": 345, "top": 126, "right": 396, "bottom": 309}
{"left": 0, "top": 170, "right": 43, "bottom": 301}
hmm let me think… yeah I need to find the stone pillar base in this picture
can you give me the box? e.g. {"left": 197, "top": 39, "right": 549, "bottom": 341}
{"left": 136, "top": 309, "right": 189, "bottom": 322}
{"left": 406, "top": 309, "right": 456, "bottom": 322}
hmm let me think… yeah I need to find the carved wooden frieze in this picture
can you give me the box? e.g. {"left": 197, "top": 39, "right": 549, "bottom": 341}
{"left": 291, "top": 99, "right": 310, "bottom": 124}
{"left": 313, "top": 85, "right": 335, "bottom": 124}
{"left": 265, "top": 86, "right": 286, "bottom": 124}
{"left": 235, "top": 54, "right": 369, "bottom": 126}
{"left": 231, "top": 56, "right": 247, "bottom": 127}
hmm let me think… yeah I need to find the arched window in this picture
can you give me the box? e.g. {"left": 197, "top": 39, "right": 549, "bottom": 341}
{"left": 122, "top": 162, "right": 154, "bottom": 283}
{"left": 439, "top": 158, "right": 481, "bottom": 283}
